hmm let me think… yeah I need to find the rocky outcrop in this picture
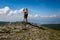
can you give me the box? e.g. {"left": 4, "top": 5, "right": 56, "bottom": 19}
{"left": 0, "top": 22, "right": 60, "bottom": 40}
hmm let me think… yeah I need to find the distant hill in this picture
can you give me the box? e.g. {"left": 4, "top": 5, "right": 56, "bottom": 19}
{"left": 0, "top": 21, "right": 9, "bottom": 24}
{"left": 41, "top": 24, "right": 60, "bottom": 30}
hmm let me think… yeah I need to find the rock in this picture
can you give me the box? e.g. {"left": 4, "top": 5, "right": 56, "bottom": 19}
{"left": 0, "top": 22, "right": 60, "bottom": 40}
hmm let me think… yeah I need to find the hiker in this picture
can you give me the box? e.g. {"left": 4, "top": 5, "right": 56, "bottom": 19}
{"left": 23, "top": 8, "right": 28, "bottom": 23}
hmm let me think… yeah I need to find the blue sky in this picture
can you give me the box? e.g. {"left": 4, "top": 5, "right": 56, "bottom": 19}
{"left": 0, "top": 0, "right": 60, "bottom": 24}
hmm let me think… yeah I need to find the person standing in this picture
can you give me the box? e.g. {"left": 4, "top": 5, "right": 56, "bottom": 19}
{"left": 23, "top": 8, "right": 28, "bottom": 23}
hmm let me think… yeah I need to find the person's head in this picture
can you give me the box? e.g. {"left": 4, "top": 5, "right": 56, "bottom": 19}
{"left": 23, "top": 8, "right": 28, "bottom": 10}
{"left": 23, "top": 8, "right": 28, "bottom": 13}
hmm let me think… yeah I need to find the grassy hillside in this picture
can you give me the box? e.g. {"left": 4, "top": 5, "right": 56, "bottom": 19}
{"left": 41, "top": 24, "right": 60, "bottom": 38}
{"left": 41, "top": 24, "right": 60, "bottom": 30}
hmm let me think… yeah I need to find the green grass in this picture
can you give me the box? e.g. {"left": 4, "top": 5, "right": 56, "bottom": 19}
{"left": 43, "top": 27, "right": 60, "bottom": 37}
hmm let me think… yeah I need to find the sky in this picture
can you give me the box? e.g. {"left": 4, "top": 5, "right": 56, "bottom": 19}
{"left": 0, "top": 0, "right": 60, "bottom": 24}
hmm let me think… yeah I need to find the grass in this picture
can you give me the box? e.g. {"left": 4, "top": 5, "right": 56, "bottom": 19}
{"left": 43, "top": 26, "right": 60, "bottom": 37}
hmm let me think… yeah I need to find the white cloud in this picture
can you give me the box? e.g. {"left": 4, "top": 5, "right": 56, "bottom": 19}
{"left": 28, "top": 14, "right": 57, "bottom": 18}
{"left": 8, "top": 8, "right": 24, "bottom": 16}
{"left": 34, "top": 14, "right": 39, "bottom": 18}
{"left": 0, "top": 6, "right": 10, "bottom": 15}
{"left": 4, "top": 6, "right": 10, "bottom": 13}
{"left": 28, "top": 14, "right": 33, "bottom": 18}
{"left": 8, "top": 10, "right": 13, "bottom": 15}
{"left": 19, "top": 8, "right": 24, "bottom": 13}
{"left": 0, "top": 6, "right": 24, "bottom": 15}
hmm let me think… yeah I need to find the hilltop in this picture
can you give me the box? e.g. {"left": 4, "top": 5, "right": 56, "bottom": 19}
{"left": 0, "top": 22, "right": 60, "bottom": 40}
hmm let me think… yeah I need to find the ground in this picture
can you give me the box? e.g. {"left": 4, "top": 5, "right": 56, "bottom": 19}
{"left": 0, "top": 22, "right": 60, "bottom": 40}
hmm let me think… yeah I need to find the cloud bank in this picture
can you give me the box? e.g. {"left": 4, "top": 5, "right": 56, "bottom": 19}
{"left": 0, "top": 6, "right": 24, "bottom": 15}
{"left": 29, "top": 14, "right": 57, "bottom": 18}
{"left": 0, "top": 6, "right": 57, "bottom": 18}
